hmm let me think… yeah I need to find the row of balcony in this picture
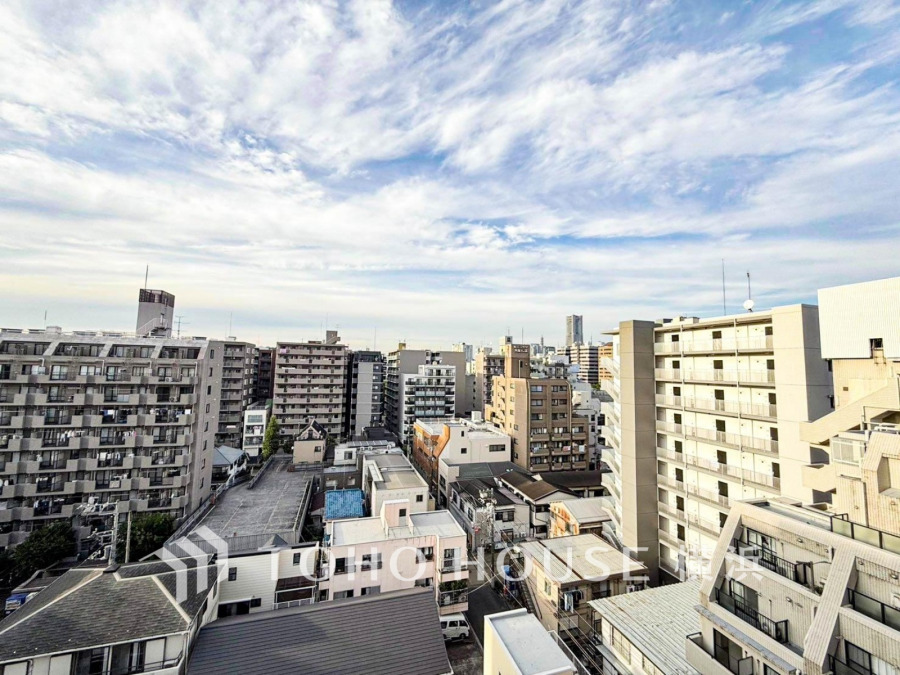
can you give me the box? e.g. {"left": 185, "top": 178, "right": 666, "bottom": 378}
{"left": 656, "top": 447, "right": 780, "bottom": 490}
{"left": 1, "top": 432, "right": 192, "bottom": 452}
{"left": 0, "top": 392, "right": 197, "bottom": 407}
{"left": 655, "top": 369, "right": 776, "bottom": 386}
{"left": 656, "top": 395, "right": 777, "bottom": 420}
{"left": 654, "top": 336, "right": 774, "bottom": 355}
{"left": 0, "top": 412, "right": 195, "bottom": 430}
{"left": 0, "top": 372, "right": 200, "bottom": 386}
{"left": 656, "top": 421, "right": 779, "bottom": 455}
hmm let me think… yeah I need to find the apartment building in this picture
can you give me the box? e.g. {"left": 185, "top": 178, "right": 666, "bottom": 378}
{"left": 0, "top": 328, "right": 223, "bottom": 551}
{"left": 447, "top": 478, "right": 530, "bottom": 550}
{"left": 566, "top": 315, "right": 584, "bottom": 346}
{"left": 603, "top": 305, "right": 832, "bottom": 582}
{"left": 688, "top": 497, "right": 900, "bottom": 675}
{"left": 345, "top": 350, "right": 385, "bottom": 438}
{"left": 241, "top": 400, "right": 270, "bottom": 463}
{"left": 561, "top": 343, "right": 612, "bottom": 385}
{"left": 384, "top": 346, "right": 468, "bottom": 446}
{"left": 216, "top": 340, "right": 256, "bottom": 448}
{"left": 320, "top": 499, "right": 469, "bottom": 615}
{"left": 253, "top": 346, "right": 275, "bottom": 404}
{"left": 412, "top": 417, "right": 511, "bottom": 495}
{"left": 548, "top": 496, "right": 612, "bottom": 539}
{"left": 474, "top": 348, "right": 506, "bottom": 413}
{"left": 0, "top": 556, "right": 220, "bottom": 675}
{"left": 136, "top": 288, "right": 175, "bottom": 338}
{"left": 273, "top": 331, "right": 348, "bottom": 441}
{"left": 484, "top": 609, "right": 583, "bottom": 675}
{"left": 486, "top": 344, "right": 590, "bottom": 473}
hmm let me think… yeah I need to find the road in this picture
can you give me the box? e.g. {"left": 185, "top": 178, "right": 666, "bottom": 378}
{"left": 465, "top": 582, "right": 515, "bottom": 645}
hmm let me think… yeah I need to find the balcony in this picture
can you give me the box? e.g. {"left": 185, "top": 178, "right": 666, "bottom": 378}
{"left": 686, "top": 483, "right": 731, "bottom": 509}
{"left": 715, "top": 586, "right": 789, "bottom": 644}
{"left": 684, "top": 369, "right": 776, "bottom": 386}
{"left": 848, "top": 589, "right": 900, "bottom": 632}
{"left": 686, "top": 633, "right": 753, "bottom": 675}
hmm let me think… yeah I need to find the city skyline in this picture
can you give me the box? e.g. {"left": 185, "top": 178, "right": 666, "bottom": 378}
{"left": 2, "top": 1, "right": 900, "bottom": 347}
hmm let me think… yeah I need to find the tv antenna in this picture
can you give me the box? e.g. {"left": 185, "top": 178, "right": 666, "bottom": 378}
{"left": 743, "top": 271, "right": 755, "bottom": 312}
{"left": 175, "top": 315, "right": 189, "bottom": 338}
{"left": 721, "top": 259, "right": 726, "bottom": 315}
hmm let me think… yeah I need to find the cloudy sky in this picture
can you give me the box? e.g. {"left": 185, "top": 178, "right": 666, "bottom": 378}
{"left": 1, "top": 0, "right": 899, "bottom": 349}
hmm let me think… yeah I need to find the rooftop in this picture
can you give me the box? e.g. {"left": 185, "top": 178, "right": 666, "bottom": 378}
{"left": 188, "top": 589, "right": 452, "bottom": 675}
{"left": 539, "top": 469, "right": 606, "bottom": 489}
{"left": 365, "top": 453, "right": 428, "bottom": 490}
{"left": 0, "top": 558, "right": 218, "bottom": 664}
{"left": 519, "top": 534, "right": 646, "bottom": 584}
{"left": 487, "top": 609, "right": 575, "bottom": 675}
{"left": 415, "top": 417, "right": 510, "bottom": 439}
{"left": 197, "top": 460, "right": 313, "bottom": 539}
{"left": 329, "top": 509, "right": 465, "bottom": 547}
{"left": 453, "top": 478, "right": 523, "bottom": 507}
{"left": 553, "top": 496, "right": 613, "bottom": 524}
{"left": 589, "top": 579, "right": 702, "bottom": 674}
{"left": 212, "top": 445, "right": 245, "bottom": 467}
{"left": 499, "top": 473, "right": 574, "bottom": 501}
{"left": 324, "top": 489, "right": 366, "bottom": 521}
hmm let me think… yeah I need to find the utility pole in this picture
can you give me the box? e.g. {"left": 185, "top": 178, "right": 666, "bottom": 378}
{"left": 479, "top": 488, "right": 497, "bottom": 576}
{"left": 124, "top": 510, "right": 132, "bottom": 564}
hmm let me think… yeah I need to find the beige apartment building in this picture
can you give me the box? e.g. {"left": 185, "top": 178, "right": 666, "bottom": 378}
{"left": 473, "top": 348, "right": 505, "bottom": 413}
{"left": 216, "top": 339, "right": 256, "bottom": 448}
{"left": 273, "top": 331, "right": 348, "bottom": 441}
{"left": 486, "top": 344, "right": 590, "bottom": 473}
{"left": 0, "top": 328, "right": 223, "bottom": 551}
{"left": 603, "top": 305, "right": 833, "bottom": 582}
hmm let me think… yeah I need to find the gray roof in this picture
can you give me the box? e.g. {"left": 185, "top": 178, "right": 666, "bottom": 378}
{"left": 188, "top": 589, "right": 452, "bottom": 675}
{"left": 453, "top": 461, "right": 529, "bottom": 479}
{"left": 0, "top": 558, "right": 219, "bottom": 663}
{"left": 213, "top": 445, "right": 245, "bottom": 466}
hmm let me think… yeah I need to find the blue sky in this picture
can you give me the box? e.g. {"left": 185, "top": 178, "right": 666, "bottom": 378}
{"left": 1, "top": 0, "right": 899, "bottom": 349}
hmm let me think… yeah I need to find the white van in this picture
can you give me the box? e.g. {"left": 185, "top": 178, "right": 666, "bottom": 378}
{"left": 440, "top": 613, "right": 470, "bottom": 641}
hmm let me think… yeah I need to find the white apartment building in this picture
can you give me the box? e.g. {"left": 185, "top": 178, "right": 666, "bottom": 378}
{"left": 384, "top": 346, "right": 468, "bottom": 446}
{"left": 332, "top": 439, "right": 398, "bottom": 467}
{"left": 320, "top": 500, "right": 469, "bottom": 615}
{"left": 216, "top": 340, "right": 256, "bottom": 448}
{"left": 602, "top": 305, "right": 833, "bottom": 582}
{"left": 241, "top": 400, "right": 270, "bottom": 463}
{"left": 362, "top": 452, "right": 431, "bottom": 516}
{"left": 399, "top": 364, "right": 457, "bottom": 446}
{"left": 0, "top": 328, "right": 224, "bottom": 551}
{"left": 346, "top": 350, "right": 385, "bottom": 438}
{"left": 273, "top": 331, "right": 348, "bottom": 441}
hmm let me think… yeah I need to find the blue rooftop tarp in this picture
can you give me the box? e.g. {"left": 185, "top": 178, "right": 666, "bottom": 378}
{"left": 324, "top": 489, "right": 365, "bottom": 521}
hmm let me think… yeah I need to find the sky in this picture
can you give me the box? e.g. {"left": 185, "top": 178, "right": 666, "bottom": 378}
{"left": 1, "top": 0, "right": 899, "bottom": 350}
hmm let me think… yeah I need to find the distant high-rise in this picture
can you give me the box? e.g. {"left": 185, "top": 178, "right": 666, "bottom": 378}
{"left": 346, "top": 350, "right": 385, "bottom": 438}
{"left": 565, "top": 315, "right": 583, "bottom": 346}
{"left": 136, "top": 289, "right": 175, "bottom": 337}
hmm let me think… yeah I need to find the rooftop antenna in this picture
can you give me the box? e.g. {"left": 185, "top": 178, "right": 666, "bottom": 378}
{"left": 228, "top": 312, "right": 233, "bottom": 337}
{"left": 721, "top": 259, "right": 726, "bottom": 315}
{"left": 144, "top": 265, "right": 149, "bottom": 290}
{"left": 743, "top": 271, "right": 755, "bottom": 312}
{"left": 43, "top": 310, "right": 47, "bottom": 328}
{"left": 374, "top": 327, "right": 377, "bottom": 351}
{"left": 175, "top": 315, "right": 189, "bottom": 339}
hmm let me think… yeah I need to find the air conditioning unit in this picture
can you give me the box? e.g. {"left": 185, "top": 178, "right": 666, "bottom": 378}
{"left": 626, "top": 585, "right": 640, "bottom": 593}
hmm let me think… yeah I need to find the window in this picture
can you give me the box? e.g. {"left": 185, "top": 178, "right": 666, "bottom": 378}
{"left": 206, "top": 403, "right": 211, "bottom": 413}
{"left": 293, "top": 552, "right": 302, "bottom": 565}
{"left": 611, "top": 627, "right": 631, "bottom": 661}
{"left": 460, "top": 447, "right": 467, "bottom": 454}
{"left": 210, "top": 349, "right": 215, "bottom": 358}
{"left": 416, "top": 494, "right": 423, "bottom": 503}
{"left": 544, "top": 579, "right": 552, "bottom": 595}
{"left": 361, "top": 586, "right": 381, "bottom": 596}
{"left": 846, "top": 642, "right": 873, "bottom": 674}
{"left": 250, "top": 598, "right": 262, "bottom": 608}
{"left": 333, "top": 590, "right": 354, "bottom": 600}
{"left": 418, "top": 546, "right": 434, "bottom": 561}
{"left": 399, "top": 508, "right": 407, "bottom": 517}
{"left": 228, "top": 567, "right": 237, "bottom": 581}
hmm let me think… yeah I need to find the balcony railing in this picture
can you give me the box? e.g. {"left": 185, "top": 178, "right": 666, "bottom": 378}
{"left": 731, "top": 538, "right": 809, "bottom": 587}
{"left": 715, "top": 587, "right": 789, "bottom": 644}
{"left": 848, "top": 589, "right": 900, "bottom": 632}
{"left": 831, "top": 516, "right": 900, "bottom": 555}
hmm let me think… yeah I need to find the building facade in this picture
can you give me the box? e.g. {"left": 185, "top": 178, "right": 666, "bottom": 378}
{"left": 0, "top": 328, "right": 223, "bottom": 551}
{"left": 273, "top": 332, "right": 348, "bottom": 441}
{"left": 561, "top": 343, "right": 612, "bottom": 385}
{"left": 384, "top": 346, "right": 468, "bottom": 446}
{"left": 602, "top": 305, "right": 833, "bottom": 582}
{"left": 216, "top": 340, "right": 256, "bottom": 448}
{"left": 566, "top": 315, "right": 584, "bottom": 347}
{"left": 241, "top": 400, "right": 270, "bottom": 463}
{"left": 346, "top": 350, "right": 385, "bottom": 438}
{"left": 253, "top": 346, "right": 275, "bottom": 404}
{"left": 473, "top": 348, "right": 505, "bottom": 413}
{"left": 486, "top": 344, "right": 590, "bottom": 473}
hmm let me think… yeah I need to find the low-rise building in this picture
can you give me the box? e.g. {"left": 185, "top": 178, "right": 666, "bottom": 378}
{"left": 589, "top": 578, "right": 701, "bottom": 675}
{"left": 292, "top": 420, "right": 327, "bottom": 464}
{"left": 436, "top": 460, "right": 528, "bottom": 508}
{"left": 498, "top": 471, "right": 579, "bottom": 537}
{"left": 548, "top": 496, "right": 612, "bottom": 539}
{"left": 362, "top": 453, "right": 431, "bottom": 516}
{"left": 320, "top": 500, "right": 469, "bottom": 614}
{"left": 484, "top": 609, "right": 582, "bottom": 675}
{"left": 188, "top": 588, "right": 453, "bottom": 675}
{"left": 210, "top": 445, "right": 247, "bottom": 486}
{"left": 412, "top": 416, "right": 511, "bottom": 494}
{"left": 324, "top": 489, "right": 365, "bottom": 522}
{"left": 332, "top": 438, "right": 398, "bottom": 467}
{"left": 517, "top": 534, "right": 648, "bottom": 635}
{"left": 0, "top": 557, "right": 220, "bottom": 675}
{"left": 241, "top": 400, "right": 270, "bottom": 463}
{"left": 448, "top": 478, "right": 530, "bottom": 550}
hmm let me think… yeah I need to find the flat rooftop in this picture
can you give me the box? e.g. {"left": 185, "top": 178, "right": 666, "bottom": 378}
{"left": 589, "top": 579, "right": 702, "bottom": 674}
{"left": 197, "top": 461, "right": 313, "bottom": 539}
{"left": 519, "top": 534, "right": 646, "bottom": 583}
{"left": 366, "top": 454, "right": 428, "bottom": 490}
{"left": 487, "top": 610, "right": 574, "bottom": 675}
{"left": 330, "top": 510, "right": 465, "bottom": 547}
{"left": 415, "top": 417, "right": 510, "bottom": 439}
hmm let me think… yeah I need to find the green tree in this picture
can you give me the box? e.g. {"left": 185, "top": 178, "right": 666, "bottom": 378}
{"left": 11, "top": 522, "right": 75, "bottom": 583}
{"left": 262, "top": 415, "right": 281, "bottom": 460}
{"left": 117, "top": 513, "right": 175, "bottom": 563}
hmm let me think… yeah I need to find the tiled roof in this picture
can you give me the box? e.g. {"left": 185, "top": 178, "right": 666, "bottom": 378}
{"left": 187, "top": 589, "right": 452, "bottom": 675}
{"left": 324, "top": 489, "right": 365, "bottom": 521}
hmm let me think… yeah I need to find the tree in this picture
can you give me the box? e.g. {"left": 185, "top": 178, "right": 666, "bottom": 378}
{"left": 262, "top": 415, "right": 281, "bottom": 460}
{"left": 117, "top": 513, "right": 175, "bottom": 563}
{"left": 11, "top": 522, "right": 75, "bottom": 583}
